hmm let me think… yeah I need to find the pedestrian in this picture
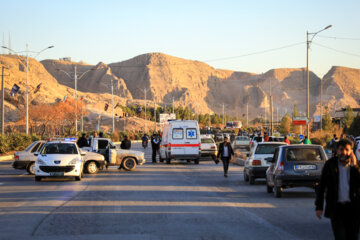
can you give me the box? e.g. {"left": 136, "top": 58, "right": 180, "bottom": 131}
{"left": 151, "top": 134, "right": 160, "bottom": 163}
{"left": 217, "top": 136, "right": 234, "bottom": 178}
{"left": 120, "top": 135, "right": 131, "bottom": 149}
{"left": 301, "top": 136, "right": 312, "bottom": 144}
{"left": 330, "top": 134, "right": 339, "bottom": 157}
{"left": 77, "top": 133, "right": 89, "bottom": 148}
{"left": 264, "top": 132, "right": 269, "bottom": 142}
{"left": 88, "top": 132, "right": 98, "bottom": 146}
{"left": 284, "top": 136, "right": 290, "bottom": 145}
{"left": 315, "top": 139, "right": 360, "bottom": 240}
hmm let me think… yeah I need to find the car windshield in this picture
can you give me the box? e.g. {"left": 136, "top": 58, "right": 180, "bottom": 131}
{"left": 236, "top": 136, "right": 249, "bottom": 141}
{"left": 41, "top": 143, "right": 78, "bottom": 154}
{"left": 25, "top": 141, "right": 37, "bottom": 151}
{"left": 286, "top": 148, "right": 323, "bottom": 161}
{"left": 255, "top": 144, "right": 283, "bottom": 154}
{"left": 201, "top": 138, "right": 214, "bottom": 144}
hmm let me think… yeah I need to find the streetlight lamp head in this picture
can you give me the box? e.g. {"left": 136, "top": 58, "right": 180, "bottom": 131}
{"left": 1, "top": 46, "right": 7, "bottom": 49}
{"left": 48, "top": 46, "right": 54, "bottom": 49}
{"left": 324, "top": 25, "right": 332, "bottom": 30}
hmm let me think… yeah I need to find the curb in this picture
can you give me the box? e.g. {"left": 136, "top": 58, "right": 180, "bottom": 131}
{"left": 0, "top": 155, "right": 13, "bottom": 162}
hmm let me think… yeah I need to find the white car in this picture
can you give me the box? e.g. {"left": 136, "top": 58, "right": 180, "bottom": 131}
{"left": 244, "top": 142, "right": 287, "bottom": 185}
{"left": 200, "top": 135, "right": 217, "bottom": 160}
{"left": 34, "top": 140, "right": 85, "bottom": 181}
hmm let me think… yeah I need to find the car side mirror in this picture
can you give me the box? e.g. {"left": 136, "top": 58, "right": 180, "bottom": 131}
{"left": 265, "top": 157, "right": 274, "bottom": 163}
{"left": 34, "top": 152, "right": 39, "bottom": 156}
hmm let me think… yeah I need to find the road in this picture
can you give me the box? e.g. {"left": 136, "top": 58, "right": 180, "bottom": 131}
{"left": 0, "top": 143, "right": 332, "bottom": 240}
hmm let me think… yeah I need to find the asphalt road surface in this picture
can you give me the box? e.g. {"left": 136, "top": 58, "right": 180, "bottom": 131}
{"left": 0, "top": 143, "right": 333, "bottom": 240}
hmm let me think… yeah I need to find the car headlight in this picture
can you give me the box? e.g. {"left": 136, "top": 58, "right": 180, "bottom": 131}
{"left": 37, "top": 159, "right": 46, "bottom": 165}
{"left": 69, "top": 158, "right": 80, "bottom": 165}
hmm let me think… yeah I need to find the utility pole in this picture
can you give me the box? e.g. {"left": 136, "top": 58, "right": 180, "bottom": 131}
{"left": 222, "top": 103, "right": 225, "bottom": 129}
{"left": 320, "top": 78, "right": 323, "bottom": 132}
{"left": 172, "top": 96, "right": 174, "bottom": 114}
{"left": 196, "top": 103, "right": 199, "bottom": 122}
{"left": 111, "top": 77, "right": 115, "bottom": 133}
{"left": 26, "top": 44, "right": 29, "bottom": 135}
{"left": 246, "top": 103, "right": 249, "bottom": 127}
{"left": 74, "top": 65, "right": 78, "bottom": 133}
{"left": 81, "top": 99, "right": 84, "bottom": 132}
{"left": 306, "top": 31, "right": 310, "bottom": 138}
{"left": 1, "top": 66, "right": 9, "bottom": 134}
{"left": 154, "top": 101, "right": 156, "bottom": 132}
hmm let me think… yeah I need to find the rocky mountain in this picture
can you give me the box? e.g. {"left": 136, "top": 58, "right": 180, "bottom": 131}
{"left": 1, "top": 52, "right": 359, "bottom": 129}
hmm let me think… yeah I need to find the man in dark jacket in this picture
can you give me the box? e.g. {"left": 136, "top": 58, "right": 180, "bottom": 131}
{"left": 217, "top": 136, "right": 234, "bottom": 178}
{"left": 120, "top": 136, "right": 131, "bottom": 149}
{"left": 77, "top": 133, "right": 89, "bottom": 148}
{"left": 315, "top": 139, "right": 360, "bottom": 240}
{"left": 151, "top": 134, "right": 160, "bottom": 163}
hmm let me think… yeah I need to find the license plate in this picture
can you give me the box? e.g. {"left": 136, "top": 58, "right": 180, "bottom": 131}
{"left": 50, "top": 172, "right": 64, "bottom": 176}
{"left": 295, "top": 165, "right": 316, "bottom": 170}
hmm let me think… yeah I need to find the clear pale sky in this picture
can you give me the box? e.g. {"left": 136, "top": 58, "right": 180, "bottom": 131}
{"left": 1, "top": 0, "right": 359, "bottom": 77}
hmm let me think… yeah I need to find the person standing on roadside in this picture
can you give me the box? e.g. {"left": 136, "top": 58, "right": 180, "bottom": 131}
{"left": 284, "top": 136, "right": 290, "bottom": 145}
{"left": 330, "top": 134, "right": 339, "bottom": 157}
{"left": 301, "top": 136, "right": 312, "bottom": 144}
{"left": 315, "top": 139, "right": 360, "bottom": 240}
{"left": 120, "top": 135, "right": 131, "bottom": 149}
{"left": 217, "top": 136, "right": 234, "bottom": 178}
{"left": 151, "top": 134, "right": 160, "bottom": 163}
{"left": 77, "top": 133, "right": 89, "bottom": 148}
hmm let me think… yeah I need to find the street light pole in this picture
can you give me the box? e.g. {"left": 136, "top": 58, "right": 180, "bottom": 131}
{"left": 306, "top": 25, "right": 332, "bottom": 138}
{"left": 0, "top": 66, "right": 8, "bottom": 134}
{"left": 2, "top": 44, "right": 54, "bottom": 135}
{"left": 320, "top": 79, "right": 323, "bottom": 132}
{"left": 222, "top": 103, "right": 225, "bottom": 129}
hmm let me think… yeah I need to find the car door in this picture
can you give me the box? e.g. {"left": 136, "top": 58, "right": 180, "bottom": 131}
{"left": 267, "top": 148, "right": 280, "bottom": 186}
{"left": 108, "top": 142, "right": 117, "bottom": 165}
{"left": 98, "top": 139, "right": 109, "bottom": 156}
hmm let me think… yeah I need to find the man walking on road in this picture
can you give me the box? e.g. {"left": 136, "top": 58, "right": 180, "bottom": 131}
{"left": 217, "top": 136, "right": 234, "bottom": 178}
{"left": 315, "top": 139, "right": 360, "bottom": 240}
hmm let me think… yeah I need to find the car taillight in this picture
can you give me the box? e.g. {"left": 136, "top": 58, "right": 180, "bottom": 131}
{"left": 252, "top": 160, "right": 262, "bottom": 166}
{"left": 277, "top": 161, "right": 284, "bottom": 172}
{"left": 14, "top": 155, "right": 19, "bottom": 160}
{"left": 210, "top": 146, "right": 216, "bottom": 149}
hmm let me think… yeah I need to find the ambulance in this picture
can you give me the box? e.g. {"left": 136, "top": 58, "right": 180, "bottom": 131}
{"left": 159, "top": 120, "right": 201, "bottom": 164}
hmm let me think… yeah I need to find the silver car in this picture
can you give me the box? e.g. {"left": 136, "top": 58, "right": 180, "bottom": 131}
{"left": 13, "top": 140, "right": 46, "bottom": 175}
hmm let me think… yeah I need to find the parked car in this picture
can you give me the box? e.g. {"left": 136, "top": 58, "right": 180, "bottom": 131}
{"left": 233, "top": 136, "right": 250, "bottom": 151}
{"left": 159, "top": 120, "right": 201, "bottom": 164}
{"left": 244, "top": 142, "right": 287, "bottom": 185}
{"left": 34, "top": 140, "right": 86, "bottom": 181}
{"left": 13, "top": 140, "right": 46, "bottom": 175}
{"left": 265, "top": 144, "right": 327, "bottom": 198}
{"left": 200, "top": 135, "right": 217, "bottom": 160}
{"left": 82, "top": 137, "right": 145, "bottom": 171}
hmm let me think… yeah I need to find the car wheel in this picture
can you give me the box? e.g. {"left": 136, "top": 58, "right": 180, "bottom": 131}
{"left": 194, "top": 159, "right": 199, "bottom": 164}
{"left": 266, "top": 182, "right": 273, "bottom": 193}
{"left": 86, "top": 161, "right": 98, "bottom": 174}
{"left": 274, "top": 186, "right": 282, "bottom": 198}
{"left": 249, "top": 176, "right": 255, "bottom": 185}
{"left": 122, "top": 157, "right": 137, "bottom": 171}
{"left": 35, "top": 176, "right": 42, "bottom": 182}
{"left": 27, "top": 162, "right": 35, "bottom": 175}
{"left": 243, "top": 170, "right": 249, "bottom": 182}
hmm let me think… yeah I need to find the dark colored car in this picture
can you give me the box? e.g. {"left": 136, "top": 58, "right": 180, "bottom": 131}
{"left": 265, "top": 144, "right": 327, "bottom": 198}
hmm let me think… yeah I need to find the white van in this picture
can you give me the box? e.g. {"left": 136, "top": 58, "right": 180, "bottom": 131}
{"left": 159, "top": 120, "right": 201, "bottom": 164}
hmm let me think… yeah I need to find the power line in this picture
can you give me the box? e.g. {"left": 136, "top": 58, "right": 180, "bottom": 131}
{"left": 317, "top": 35, "right": 360, "bottom": 41}
{"left": 203, "top": 42, "right": 305, "bottom": 63}
{"left": 312, "top": 42, "right": 360, "bottom": 58}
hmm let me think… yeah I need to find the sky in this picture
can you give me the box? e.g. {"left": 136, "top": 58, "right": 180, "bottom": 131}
{"left": 1, "top": 0, "right": 359, "bottom": 77}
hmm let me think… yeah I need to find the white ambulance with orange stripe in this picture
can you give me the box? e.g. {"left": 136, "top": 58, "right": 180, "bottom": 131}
{"left": 159, "top": 120, "right": 201, "bottom": 164}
